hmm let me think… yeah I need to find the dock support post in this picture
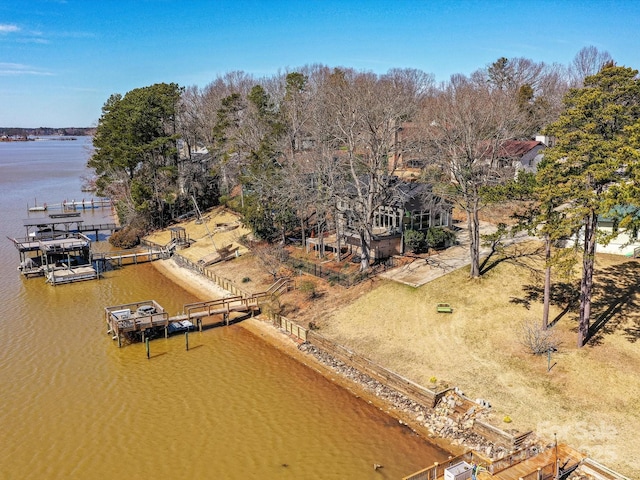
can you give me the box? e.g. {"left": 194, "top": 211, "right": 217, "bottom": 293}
{"left": 185, "top": 331, "right": 189, "bottom": 351}
{"left": 198, "top": 319, "right": 202, "bottom": 332}
{"left": 164, "top": 326, "right": 168, "bottom": 338}
{"left": 145, "top": 338, "right": 150, "bottom": 359}
{"left": 224, "top": 313, "right": 229, "bottom": 326}
{"left": 117, "top": 335, "right": 121, "bottom": 348}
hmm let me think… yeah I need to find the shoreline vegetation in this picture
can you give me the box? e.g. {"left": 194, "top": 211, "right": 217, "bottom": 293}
{"left": 145, "top": 208, "right": 640, "bottom": 479}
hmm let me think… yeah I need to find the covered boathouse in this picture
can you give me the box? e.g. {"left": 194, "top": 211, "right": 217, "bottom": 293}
{"left": 9, "top": 216, "right": 97, "bottom": 285}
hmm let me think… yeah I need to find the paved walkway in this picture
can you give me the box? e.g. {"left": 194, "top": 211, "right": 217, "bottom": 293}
{"left": 381, "top": 221, "right": 532, "bottom": 287}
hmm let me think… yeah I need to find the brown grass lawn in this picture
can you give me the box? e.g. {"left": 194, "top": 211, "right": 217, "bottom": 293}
{"left": 305, "top": 247, "right": 640, "bottom": 479}
{"left": 148, "top": 210, "right": 640, "bottom": 478}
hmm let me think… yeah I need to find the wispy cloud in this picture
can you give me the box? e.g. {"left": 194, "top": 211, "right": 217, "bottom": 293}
{"left": 0, "top": 63, "right": 54, "bottom": 76}
{"left": 16, "top": 37, "right": 50, "bottom": 45}
{"left": 0, "top": 24, "right": 20, "bottom": 33}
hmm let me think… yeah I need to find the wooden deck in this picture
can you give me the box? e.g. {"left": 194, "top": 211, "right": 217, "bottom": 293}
{"left": 490, "top": 444, "right": 584, "bottom": 480}
{"left": 105, "top": 296, "right": 262, "bottom": 346}
{"left": 93, "top": 247, "right": 170, "bottom": 267}
{"left": 404, "top": 444, "right": 584, "bottom": 480}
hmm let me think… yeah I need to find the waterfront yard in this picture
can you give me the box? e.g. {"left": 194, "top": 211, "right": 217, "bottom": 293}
{"left": 150, "top": 210, "right": 640, "bottom": 478}
{"left": 305, "top": 248, "right": 640, "bottom": 479}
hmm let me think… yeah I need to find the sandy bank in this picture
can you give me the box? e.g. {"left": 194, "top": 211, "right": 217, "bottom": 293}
{"left": 153, "top": 258, "right": 230, "bottom": 300}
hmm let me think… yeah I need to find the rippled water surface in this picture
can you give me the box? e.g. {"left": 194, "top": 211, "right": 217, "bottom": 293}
{"left": 0, "top": 137, "right": 447, "bottom": 479}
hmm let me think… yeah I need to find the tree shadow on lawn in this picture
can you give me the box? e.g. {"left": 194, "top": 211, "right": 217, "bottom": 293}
{"left": 510, "top": 280, "right": 579, "bottom": 329}
{"left": 479, "top": 242, "right": 544, "bottom": 276}
{"left": 588, "top": 261, "right": 640, "bottom": 345}
{"left": 510, "top": 261, "right": 640, "bottom": 345}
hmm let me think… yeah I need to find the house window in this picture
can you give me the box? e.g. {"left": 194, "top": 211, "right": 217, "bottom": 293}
{"left": 433, "top": 211, "right": 442, "bottom": 227}
{"left": 374, "top": 206, "right": 401, "bottom": 231}
{"left": 411, "top": 211, "right": 430, "bottom": 230}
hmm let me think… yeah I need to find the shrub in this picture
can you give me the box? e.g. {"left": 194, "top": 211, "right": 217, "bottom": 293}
{"left": 516, "top": 318, "right": 560, "bottom": 355}
{"left": 241, "top": 277, "right": 251, "bottom": 283}
{"left": 299, "top": 280, "right": 318, "bottom": 299}
{"left": 426, "top": 227, "right": 456, "bottom": 249}
{"left": 109, "top": 225, "right": 143, "bottom": 248}
{"left": 404, "top": 229, "right": 426, "bottom": 253}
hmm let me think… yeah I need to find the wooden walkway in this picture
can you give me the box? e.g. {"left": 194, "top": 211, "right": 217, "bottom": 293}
{"left": 93, "top": 246, "right": 170, "bottom": 267}
{"left": 104, "top": 298, "right": 259, "bottom": 346}
{"left": 403, "top": 444, "right": 584, "bottom": 480}
{"left": 103, "top": 281, "right": 292, "bottom": 347}
{"left": 77, "top": 222, "right": 119, "bottom": 235}
{"left": 28, "top": 198, "right": 113, "bottom": 212}
{"left": 489, "top": 444, "right": 583, "bottom": 480}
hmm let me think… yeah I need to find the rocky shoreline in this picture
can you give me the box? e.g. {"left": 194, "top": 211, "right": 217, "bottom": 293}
{"left": 154, "top": 256, "right": 545, "bottom": 464}
{"left": 296, "top": 341, "right": 545, "bottom": 462}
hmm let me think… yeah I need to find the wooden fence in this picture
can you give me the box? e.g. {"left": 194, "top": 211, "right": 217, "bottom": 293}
{"left": 287, "top": 256, "right": 398, "bottom": 287}
{"left": 307, "top": 331, "right": 449, "bottom": 408}
{"left": 172, "top": 253, "right": 253, "bottom": 298}
{"left": 169, "top": 249, "right": 532, "bottom": 456}
{"left": 267, "top": 312, "right": 308, "bottom": 342}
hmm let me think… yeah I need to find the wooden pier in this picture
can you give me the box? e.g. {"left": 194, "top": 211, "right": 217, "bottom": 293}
{"left": 28, "top": 198, "right": 113, "bottom": 212}
{"left": 78, "top": 222, "right": 119, "bottom": 237}
{"left": 8, "top": 212, "right": 168, "bottom": 285}
{"left": 402, "top": 443, "right": 584, "bottom": 480}
{"left": 93, "top": 245, "right": 172, "bottom": 268}
{"left": 10, "top": 233, "right": 96, "bottom": 281}
{"left": 18, "top": 216, "right": 118, "bottom": 240}
{"left": 105, "top": 295, "right": 262, "bottom": 347}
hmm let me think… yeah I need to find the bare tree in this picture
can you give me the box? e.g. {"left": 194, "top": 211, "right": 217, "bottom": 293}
{"left": 419, "top": 74, "right": 525, "bottom": 278}
{"left": 317, "top": 68, "right": 430, "bottom": 271}
{"left": 569, "top": 46, "right": 614, "bottom": 86}
{"left": 475, "top": 57, "right": 569, "bottom": 136}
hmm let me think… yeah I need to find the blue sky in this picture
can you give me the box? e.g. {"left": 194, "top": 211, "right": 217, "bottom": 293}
{"left": 1, "top": 0, "right": 638, "bottom": 128}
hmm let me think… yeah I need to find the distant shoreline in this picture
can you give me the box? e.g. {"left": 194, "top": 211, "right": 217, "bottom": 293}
{"left": 1, "top": 136, "right": 80, "bottom": 142}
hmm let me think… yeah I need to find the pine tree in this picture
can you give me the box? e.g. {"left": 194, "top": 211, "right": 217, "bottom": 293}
{"left": 539, "top": 65, "right": 640, "bottom": 347}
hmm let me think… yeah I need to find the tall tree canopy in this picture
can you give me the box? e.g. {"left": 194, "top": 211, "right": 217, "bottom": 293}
{"left": 538, "top": 65, "right": 640, "bottom": 347}
{"left": 89, "top": 82, "right": 185, "bottom": 227}
{"left": 420, "top": 73, "right": 526, "bottom": 278}
{"left": 319, "top": 68, "right": 431, "bottom": 270}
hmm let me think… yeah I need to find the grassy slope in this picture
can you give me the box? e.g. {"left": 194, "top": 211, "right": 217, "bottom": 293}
{"left": 149, "top": 211, "right": 640, "bottom": 477}
{"left": 318, "top": 249, "right": 640, "bottom": 478}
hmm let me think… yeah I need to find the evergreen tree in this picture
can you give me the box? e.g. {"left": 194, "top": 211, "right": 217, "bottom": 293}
{"left": 89, "top": 82, "right": 183, "bottom": 227}
{"left": 539, "top": 65, "right": 640, "bottom": 347}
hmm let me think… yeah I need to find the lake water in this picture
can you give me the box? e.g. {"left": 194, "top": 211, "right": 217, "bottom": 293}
{"left": 0, "top": 137, "right": 446, "bottom": 479}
